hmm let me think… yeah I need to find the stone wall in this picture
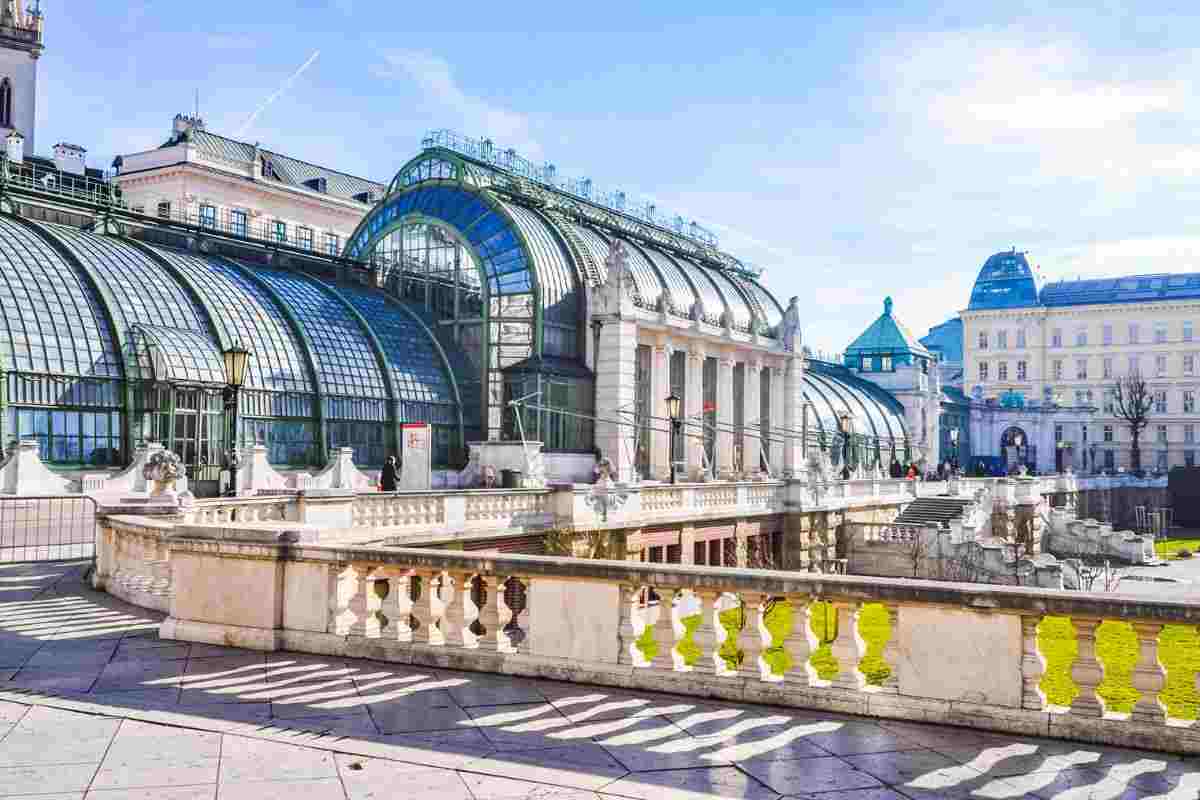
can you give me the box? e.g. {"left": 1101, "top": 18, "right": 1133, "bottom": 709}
{"left": 1068, "top": 485, "right": 1170, "bottom": 529}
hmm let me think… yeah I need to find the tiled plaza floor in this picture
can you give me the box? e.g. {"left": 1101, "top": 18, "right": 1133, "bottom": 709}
{"left": 1, "top": 561, "right": 1199, "bottom": 799}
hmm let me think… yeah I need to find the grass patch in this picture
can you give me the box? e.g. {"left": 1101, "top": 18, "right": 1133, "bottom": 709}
{"left": 1155, "top": 538, "right": 1200, "bottom": 559}
{"left": 676, "top": 613, "right": 702, "bottom": 667}
{"left": 717, "top": 603, "right": 745, "bottom": 670}
{"left": 809, "top": 601, "right": 838, "bottom": 680}
{"left": 634, "top": 617, "right": 658, "bottom": 662}
{"left": 761, "top": 599, "right": 794, "bottom": 676}
{"left": 806, "top": 602, "right": 891, "bottom": 685}
{"left": 1038, "top": 617, "right": 1200, "bottom": 718}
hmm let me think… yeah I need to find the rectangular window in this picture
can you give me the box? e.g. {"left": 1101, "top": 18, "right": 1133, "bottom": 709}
{"left": 298, "top": 226, "right": 313, "bottom": 250}
{"left": 1016, "top": 329, "right": 1027, "bottom": 348}
{"left": 1188, "top": 451, "right": 1196, "bottom": 468}
{"left": 1129, "top": 355, "right": 1140, "bottom": 375}
{"left": 1075, "top": 328, "right": 1088, "bottom": 347}
{"left": 1157, "top": 354, "right": 1168, "bottom": 376}
{"left": 760, "top": 367, "right": 771, "bottom": 473}
{"left": 1186, "top": 424, "right": 1195, "bottom": 444}
{"left": 702, "top": 357, "right": 717, "bottom": 472}
{"left": 1156, "top": 390, "right": 1168, "bottom": 413}
{"left": 1016, "top": 361, "right": 1027, "bottom": 381}
{"left": 733, "top": 362, "right": 745, "bottom": 472}
{"left": 881, "top": 355, "right": 892, "bottom": 371}
{"left": 979, "top": 362, "right": 988, "bottom": 381}
{"left": 1186, "top": 322, "right": 1194, "bottom": 343}
{"left": 1076, "top": 359, "right": 1087, "bottom": 380}
{"left": 1055, "top": 424, "right": 1064, "bottom": 442}
{"left": 997, "top": 330, "right": 1008, "bottom": 349}
{"left": 1104, "top": 450, "right": 1115, "bottom": 469}
{"left": 1103, "top": 324, "right": 1113, "bottom": 345}
{"left": 1158, "top": 451, "right": 1169, "bottom": 471}
{"left": 1186, "top": 391, "right": 1196, "bottom": 414}
{"left": 198, "top": 203, "right": 216, "bottom": 228}
{"left": 1052, "top": 360, "right": 1063, "bottom": 380}
{"left": 669, "top": 350, "right": 686, "bottom": 466}
{"left": 1130, "top": 323, "right": 1140, "bottom": 344}
{"left": 1158, "top": 424, "right": 1169, "bottom": 443}
{"left": 634, "top": 345, "right": 651, "bottom": 478}
{"left": 1103, "top": 357, "right": 1113, "bottom": 379}
{"left": 1186, "top": 355, "right": 1196, "bottom": 376}
{"left": 231, "top": 209, "right": 247, "bottom": 237}
{"left": 1104, "top": 425, "right": 1114, "bottom": 442}
{"left": 325, "top": 233, "right": 339, "bottom": 255}
{"left": 1051, "top": 328, "right": 1063, "bottom": 348}
{"left": 1103, "top": 389, "right": 1116, "bottom": 413}
{"left": 274, "top": 220, "right": 287, "bottom": 243}
{"left": 1155, "top": 324, "right": 1169, "bottom": 344}
{"left": 998, "top": 362, "right": 1008, "bottom": 380}
{"left": 1082, "top": 424, "right": 1089, "bottom": 443}
{"left": 156, "top": 201, "right": 171, "bottom": 219}
{"left": 1075, "top": 390, "right": 1087, "bottom": 406}
{"left": 978, "top": 331, "right": 988, "bottom": 350}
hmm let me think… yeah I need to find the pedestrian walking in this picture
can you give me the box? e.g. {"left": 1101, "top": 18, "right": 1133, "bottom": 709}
{"left": 380, "top": 455, "right": 398, "bottom": 492}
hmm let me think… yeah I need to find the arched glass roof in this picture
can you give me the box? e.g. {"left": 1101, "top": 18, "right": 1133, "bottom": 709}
{"left": 251, "top": 268, "right": 388, "bottom": 401}
{"left": 131, "top": 324, "right": 225, "bottom": 384}
{"left": 147, "top": 248, "right": 314, "bottom": 394}
{"left": 330, "top": 283, "right": 459, "bottom": 424}
{"left": 731, "top": 274, "right": 784, "bottom": 330}
{"left": 802, "top": 362, "right": 908, "bottom": 450}
{"left": 34, "top": 223, "right": 214, "bottom": 379}
{"left": 499, "top": 201, "right": 578, "bottom": 323}
{"left": 665, "top": 254, "right": 725, "bottom": 325}
{"left": 631, "top": 242, "right": 697, "bottom": 317}
{"left": 693, "top": 259, "right": 754, "bottom": 330}
{"left": 0, "top": 217, "right": 120, "bottom": 378}
{"left": 968, "top": 250, "right": 1039, "bottom": 310}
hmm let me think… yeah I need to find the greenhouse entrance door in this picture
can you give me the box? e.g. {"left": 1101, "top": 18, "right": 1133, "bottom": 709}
{"left": 144, "top": 387, "right": 224, "bottom": 498}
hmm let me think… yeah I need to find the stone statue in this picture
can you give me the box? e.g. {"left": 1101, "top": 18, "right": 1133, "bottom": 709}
{"left": 143, "top": 449, "right": 183, "bottom": 498}
{"left": 603, "top": 240, "right": 633, "bottom": 294}
{"left": 779, "top": 296, "right": 801, "bottom": 352}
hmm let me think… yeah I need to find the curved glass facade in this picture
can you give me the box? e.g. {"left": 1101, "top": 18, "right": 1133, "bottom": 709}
{"left": 0, "top": 221, "right": 464, "bottom": 479}
{"left": 803, "top": 361, "right": 909, "bottom": 465}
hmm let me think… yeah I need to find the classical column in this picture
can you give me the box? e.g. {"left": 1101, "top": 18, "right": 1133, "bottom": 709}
{"left": 685, "top": 345, "right": 706, "bottom": 480}
{"left": 745, "top": 360, "right": 762, "bottom": 475}
{"left": 783, "top": 352, "right": 806, "bottom": 478}
{"left": 716, "top": 355, "right": 735, "bottom": 479}
{"left": 650, "top": 342, "right": 672, "bottom": 481}
{"left": 769, "top": 365, "right": 785, "bottom": 473}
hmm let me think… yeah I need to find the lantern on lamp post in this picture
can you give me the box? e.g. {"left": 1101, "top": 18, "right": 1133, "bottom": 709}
{"left": 222, "top": 344, "right": 251, "bottom": 497}
{"left": 836, "top": 410, "right": 855, "bottom": 480}
{"left": 949, "top": 427, "right": 960, "bottom": 472}
{"left": 666, "top": 393, "right": 682, "bottom": 485}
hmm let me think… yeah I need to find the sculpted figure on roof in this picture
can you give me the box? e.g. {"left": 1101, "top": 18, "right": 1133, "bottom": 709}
{"left": 604, "top": 239, "right": 632, "bottom": 293}
{"left": 780, "top": 296, "right": 801, "bottom": 352}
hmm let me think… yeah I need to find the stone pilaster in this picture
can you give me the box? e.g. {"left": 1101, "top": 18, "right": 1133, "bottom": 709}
{"left": 717, "top": 355, "right": 735, "bottom": 479}
{"left": 769, "top": 365, "right": 785, "bottom": 473}
{"left": 745, "top": 360, "right": 762, "bottom": 475}
{"left": 594, "top": 296, "right": 639, "bottom": 483}
{"left": 649, "top": 343, "right": 672, "bottom": 481}
{"left": 783, "top": 353, "right": 806, "bottom": 478}
{"left": 685, "top": 344, "right": 706, "bottom": 480}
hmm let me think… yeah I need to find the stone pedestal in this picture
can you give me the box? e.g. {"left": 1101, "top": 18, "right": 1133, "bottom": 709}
{"left": 0, "top": 439, "right": 73, "bottom": 495}
{"left": 593, "top": 292, "right": 639, "bottom": 484}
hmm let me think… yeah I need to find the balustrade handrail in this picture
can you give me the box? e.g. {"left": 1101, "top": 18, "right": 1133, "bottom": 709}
{"left": 165, "top": 533, "right": 1200, "bottom": 624}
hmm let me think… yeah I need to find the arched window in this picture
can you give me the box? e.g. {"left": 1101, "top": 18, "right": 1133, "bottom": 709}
{"left": 0, "top": 79, "right": 12, "bottom": 129}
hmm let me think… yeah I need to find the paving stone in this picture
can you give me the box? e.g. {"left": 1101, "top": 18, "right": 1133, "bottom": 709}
{"left": 0, "top": 762, "right": 100, "bottom": 794}
{"left": 932, "top": 740, "right": 1106, "bottom": 779}
{"left": 366, "top": 701, "right": 472, "bottom": 734}
{"left": 335, "top": 753, "right": 471, "bottom": 799}
{"left": 781, "top": 790, "right": 909, "bottom": 800}
{"left": 218, "top": 735, "right": 338, "bottom": 783}
{"left": 91, "top": 754, "right": 221, "bottom": 789}
{"left": 112, "top": 643, "right": 191, "bottom": 662}
{"left": 0, "top": 642, "right": 41, "bottom": 668}
{"left": 105, "top": 719, "right": 221, "bottom": 760}
{"left": 600, "top": 765, "right": 778, "bottom": 800}
{"left": 24, "top": 640, "right": 116, "bottom": 666}
{"left": 93, "top": 658, "right": 186, "bottom": 692}
{"left": 217, "top": 778, "right": 347, "bottom": 800}
{"left": 0, "top": 709, "right": 119, "bottom": 765}
{"left": 0, "top": 699, "right": 28, "bottom": 725}
{"left": 847, "top": 749, "right": 987, "bottom": 794}
{"left": 803, "top": 721, "right": 928, "bottom": 756}
{"left": 463, "top": 772, "right": 603, "bottom": 799}
{"left": 741, "top": 754, "right": 885, "bottom": 795}
{"left": 7, "top": 666, "right": 101, "bottom": 693}
{"left": 446, "top": 676, "right": 549, "bottom": 707}
{"left": 336, "top": 728, "right": 495, "bottom": 770}
{"left": 465, "top": 742, "right": 628, "bottom": 791}
{"left": 544, "top": 689, "right": 700, "bottom": 724}
{"left": 86, "top": 687, "right": 182, "bottom": 708}
{"left": 690, "top": 720, "right": 841, "bottom": 764}
{"left": 187, "top": 644, "right": 261, "bottom": 659}
{"left": 87, "top": 787, "right": 216, "bottom": 800}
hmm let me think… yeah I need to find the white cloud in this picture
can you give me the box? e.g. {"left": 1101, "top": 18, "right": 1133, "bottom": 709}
{"left": 375, "top": 50, "right": 538, "bottom": 155}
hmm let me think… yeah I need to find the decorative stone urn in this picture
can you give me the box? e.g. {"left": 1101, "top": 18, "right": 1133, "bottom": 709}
{"left": 143, "top": 449, "right": 183, "bottom": 499}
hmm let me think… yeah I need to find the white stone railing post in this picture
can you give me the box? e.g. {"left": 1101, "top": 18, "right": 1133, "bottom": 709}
{"left": 1068, "top": 617, "right": 1106, "bottom": 718}
{"left": 1130, "top": 622, "right": 1167, "bottom": 725}
{"left": 1020, "top": 615, "right": 1046, "bottom": 711}
{"left": 830, "top": 601, "right": 864, "bottom": 691}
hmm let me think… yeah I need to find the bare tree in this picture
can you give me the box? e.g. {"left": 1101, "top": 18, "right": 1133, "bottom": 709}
{"left": 1113, "top": 370, "right": 1153, "bottom": 474}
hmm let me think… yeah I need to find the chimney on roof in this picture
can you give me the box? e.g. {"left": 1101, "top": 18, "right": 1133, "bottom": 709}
{"left": 172, "top": 113, "right": 205, "bottom": 140}
{"left": 53, "top": 142, "right": 86, "bottom": 175}
{"left": 5, "top": 129, "right": 22, "bottom": 164}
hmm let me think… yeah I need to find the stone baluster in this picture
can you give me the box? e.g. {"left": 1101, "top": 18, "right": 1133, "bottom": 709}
{"left": 712, "top": 592, "right": 744, "bottom": 677}
{"left": 617, "top": 584, "right": 641, "bottom": 667}
{"left": 879, "top": 604, "right": 900, "bottom": 692}
{"left": 426, "top": 571, "right": 453, "bottom": 646}
{"left": 690, "top": 589, "right": 720, "bottom": 675}
{"left": 396, "top": 570, "right": 429, "bottom": 644}
{"left": 497, "top": 576, "right": 530, "bottom": 654}
{"left": 1020, "top": 615, "right": 1046, "bottom": 710}
{"left": 739, "top": 591, "right": 768, "bottom": 682}
{"left": 829, "top": 600, "right": 864, "bottom": 691}
{"left": 443, "top": 571, "right": 472, "bottom": 647}
{"left": 362, "top": 570, "right": 389, "bottom": 638}
{"left": 1068, "top": 617, "right": 1106, "bottom": 717}
{"left": 331, "top": 564, "right": 362, "bottom": 636}
{"left": 470, "top": 575, "right": 498, "bottom": 651}
{"left": 1130, "top": 622, "right": 1167, "bottom": 724}
{"left": 783, "top": 595, "right": 814, "bottom": 687}
{"left": 652, "top": 588, "right": 677, "bottom": 670}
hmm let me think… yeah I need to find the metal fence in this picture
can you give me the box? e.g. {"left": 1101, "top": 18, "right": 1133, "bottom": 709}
{"left": 0, "top": 495, "right": 97, "bottom": 563}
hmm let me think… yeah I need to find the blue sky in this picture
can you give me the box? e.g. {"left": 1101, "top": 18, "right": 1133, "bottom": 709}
{"left": 35, "top": 1, "right": 1200, "bottom": 351}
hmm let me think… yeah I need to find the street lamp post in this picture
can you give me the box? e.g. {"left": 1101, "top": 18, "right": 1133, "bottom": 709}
{"left": 949, "top": 427, "right": 960, "bottom": 473}
{"left": 836, "top": 410, "right": 854, "bottom": 480}
{"left": 1090, "top": 442, "right": 1099, "bottom": 475}
{"left": 666, "top": 393, "right": 682, "bottom": 485}
{"left": 1013, "top": 432, "right": 1025, "bottom": 474}
{"left": 222, "top": 344, "right": 251, "bottom": 497}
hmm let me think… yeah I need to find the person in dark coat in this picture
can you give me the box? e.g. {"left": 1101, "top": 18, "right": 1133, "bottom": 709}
{"left": 380, "top": 455, "right": 398, "bottom": 492}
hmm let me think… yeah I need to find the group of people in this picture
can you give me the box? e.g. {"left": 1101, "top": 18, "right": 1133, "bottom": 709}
{"left": 887, "top": 460, "right": 960, "bottom": 481}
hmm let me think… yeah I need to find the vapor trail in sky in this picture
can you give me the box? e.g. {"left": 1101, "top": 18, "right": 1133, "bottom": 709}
{"left": 235, "top": 50, "right": 321, "bottom": 137}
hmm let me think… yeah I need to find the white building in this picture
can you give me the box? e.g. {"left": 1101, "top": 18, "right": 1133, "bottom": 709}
{"left": 0, "top": 0, "right": 42, "bottom": 154}
{"left": 113, "top": 115, "right": 384, "bottom": 256}
{"left": 959, "top": 250, "right": 1200, "bottom": 474}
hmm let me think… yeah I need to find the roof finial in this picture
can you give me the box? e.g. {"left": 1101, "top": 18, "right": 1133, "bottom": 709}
{"left": 883, "top": 296, "right": 893, "bottom": 316}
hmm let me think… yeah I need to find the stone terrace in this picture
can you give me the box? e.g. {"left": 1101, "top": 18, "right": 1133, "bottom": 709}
{"left": 2, "top": 561, "right": 1200, "bottom": 799}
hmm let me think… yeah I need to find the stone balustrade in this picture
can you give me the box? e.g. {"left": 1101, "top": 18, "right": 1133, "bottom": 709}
{"left": 142, "top": 521, "right": 1200, "bottom": 754}
{"left": 185, "top": 496, "right": 296, "bottom": 526}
